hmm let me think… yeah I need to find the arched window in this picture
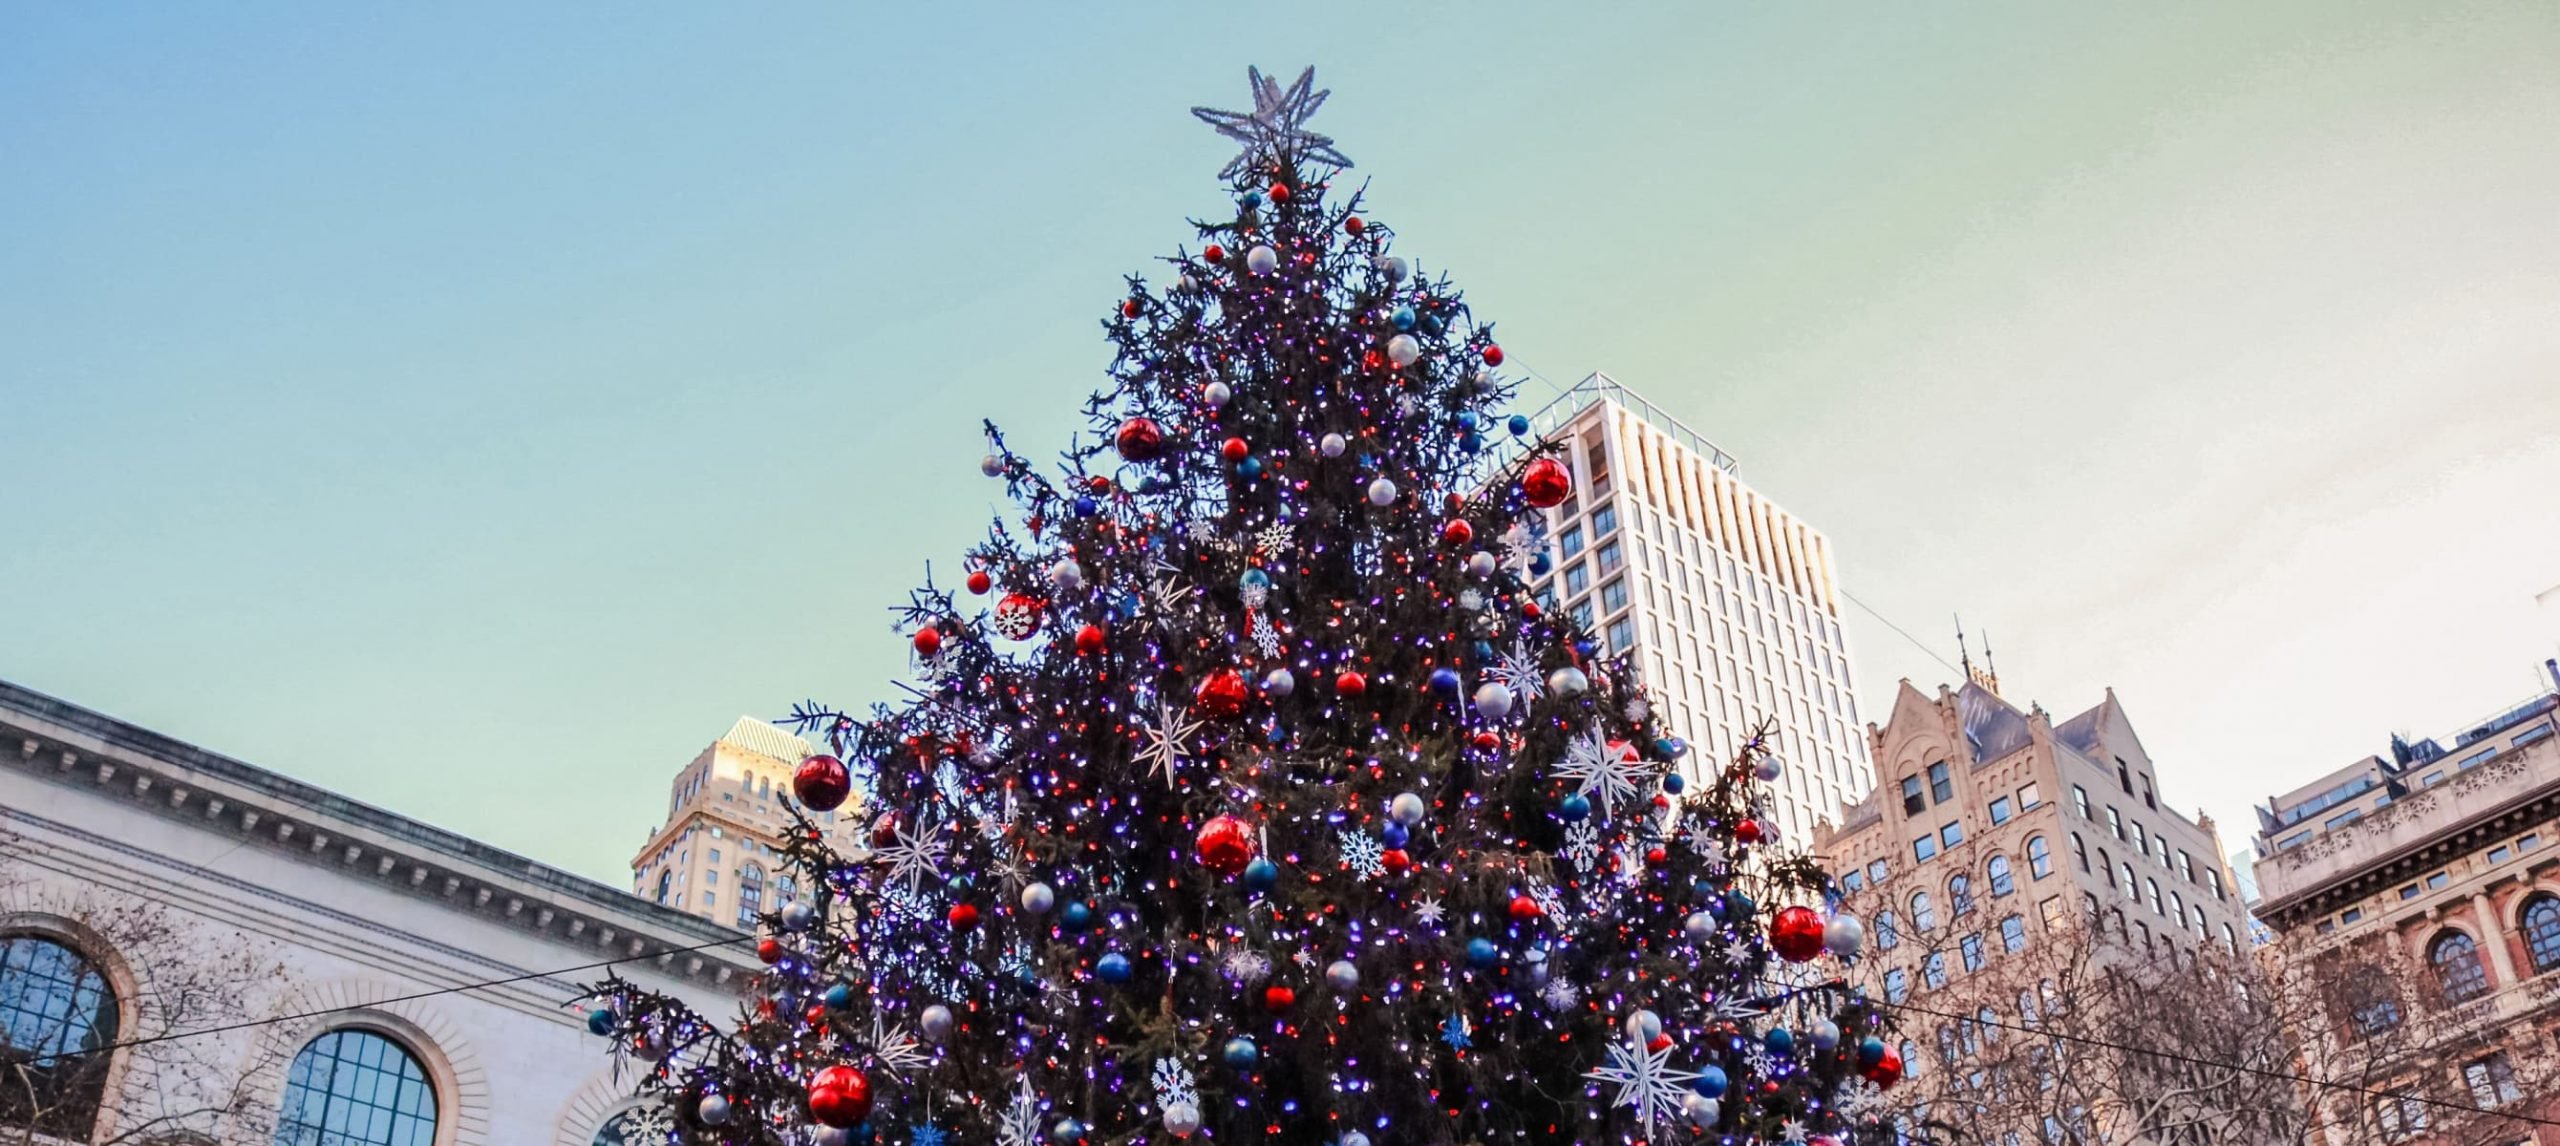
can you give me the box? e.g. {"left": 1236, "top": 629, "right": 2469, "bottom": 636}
{"left": 1875, "top": 911, "right": 1900, "bottom": 951}
{"left": 594, "top": 1107, "right": 653, "bottom": 1146}
{"left": 275, "top": 1028, "right": 438, "bottom": 1146}
{"left": 652, "top": 870, "right": 672, "bottom": 905}
{"left": 0, "top": 934, "right": 119, "bottom": 1140}
{"left": 1901, "top": 1040, "right": 1922, "bottom": 1078}
{"left": 1977, "top": 1005, "right": 2000, "bottom": 1044}
{"left": 2522, "top": 895, "right": 2560, "bottom": 974}
{"left": 2121, "top": 863, "right": 2138, "bottom": 900}
{"left": 2429, "top": 932, "right": 2490, "bottom": 1003}
{"left": 2017, "top": 988, "right": 2040, "bottom": 1027}
{"left": 2000, "top": 914, "right": 2027, "bottom": 953}
{"left": 775, "top": 875, "right": 799, "bottom": 904}
{"left": 1924, "top": 951, "right": 1949, "bottom": 989}
{"left": 2343, "top": 966, "right": 2401, "bottom": 1035}
{"left": 2219, "top": 922, "right": 2238, "bottom": 955}
{"left": 2170, "top": 891, "right": 2184, "bottom": 924}
{"left": 2097, "top": 848, "right": 2112, "bottom": 884}
{"left": 1912, "top": 892, "right": 1938, "bottom": 932}
{"left": 2192, "top": 903, "right": 2209, "bottom": 939}
{"left": 1987, "top": 855, "right": 2015, "bottom": 897}
{"left": 2072, "top": 834, "right": 2089, "bottom": 873}
{"left": 1950, "top": 875, "right": 1976, "bottom": 918}
{"left": 2147, "top": 878, "right": 2164, "bottom": 916}
{"left": 735, "top": 864, "right": 766, "bottom": 929}
{"left": 2026, "top": 837, "right": 2052, "bottom": 880}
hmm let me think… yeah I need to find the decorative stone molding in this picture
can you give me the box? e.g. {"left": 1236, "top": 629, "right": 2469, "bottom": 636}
{"left": 553, "top": 1067, "right": 648, "bottom": 1146}
{"left": 252, "top": 977, "right": 494, "bottom": 1146}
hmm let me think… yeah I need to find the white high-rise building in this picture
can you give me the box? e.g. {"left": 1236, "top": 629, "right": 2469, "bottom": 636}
{"left": 1515, "top": 373, "right": 1874, "bottom": 845}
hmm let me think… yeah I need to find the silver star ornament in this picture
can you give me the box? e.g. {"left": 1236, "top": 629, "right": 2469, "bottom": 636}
{"left": 1192, "top": 66, "right": 1355, "bottom": 178}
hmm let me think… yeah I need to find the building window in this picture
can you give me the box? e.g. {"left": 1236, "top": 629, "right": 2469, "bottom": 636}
{"left": 2070, "top": 785, "right": 2089, "bottom": 819}
{"left": 2018, "top": 782, "right": 2042, "bottom": 810}
{"left": 2344, "top": 967, "right": 2401, "bottom": 1035}
{"left": 1912, "top": 892, "right": 1938, "bottom": 931}
{"left": 2037, "top": 896, "right": 2065, "bottom": 932}
{"left": 653, "top": 870, "right": 672, "bottom": 905}
{"left": 2463, "top": 1053, "right": 2521, "bottom": 1106}
{"left": 2429, "top": 932, "right": 2490, "bottom": 1003}
{"left": 1589, "top": 504, "right": 1617, "bottom": 537}
{"left": 1901, "top": 776, "right": 1925, "bottom": 816}
{"left": 1988, "top": 795, "right": 2013, "bottom": 825}
{"left": 1600, "top": 578, "right": 1628, "bottom": 615}
{"left": 0, "top": 935, "right": 119, "bottom": 1140}
{"left": 2026, "top": 837, "right": 2052, "bottom": 880}
{"left": 736, "top": 864, "right": 766, "bottom": 929}
{"left": 2170, "top": 891, "right": 2185, "bottom": 925}
{"left": 1987, "top": 855, "right": 2016, "bottom": 897}
{"left": 2521, "top": 894, "right": 2560, "bottom": 973}
{"left": 1961, "top": 933, "right": 1985, "bottom": 972}
{"left": 1927, "top": 761, "right": 1953, "bottom": 804}
{"left": 2425, "top": 871, "right": 2449, "bottom": 891}
{"left": 2146, "top": 879, "right": 2164, "bottom": 916}
{"left": 275, "top": 1029, "right": 440, "bottom": 1146}
{"left": 1559, "top": 525, "right": 1584, "bottom": 559}
{"left": 1839, "top": 869, "right": 1865, "bottom": 893}
{"left": 1951, "top": 875, "right": 1976, "bottom": 917}
{"left": 1564, "top": 563, "right": 1590, "bottom": 596}
{"left": 2339, "top": 907, "right": 2361, "bottom": 925}
{"left": 2071, "top": 834, "right": 2089, "bottom": 873}
{"left": 1940, "top": 822, "right": 1964, "bottom": 849}
{"left": 1875, "top": 912, "right": 1900, "bottom": 951}
{"left": 2002, "top": 913, "right": 2029, "bottom": 950}
{"left": 2106, "top": 807, "right": 2124, "bottom": 840}
{"left": 1913, "top": 835, "right": 1939, "bottom": 862}
{"left": 1595, "top": 540, "right": 1623, "bottom": 575}
{"left": 2207, "top": 869, "right": 2226, "bottom": 901}
{"left": 2175, "top": 851, "right": 2194, "bottom": 882}
{"left": 2488, "top": 844, "right": 2512, "bottom": 864}
{"left": 1606, "top": 617, "right": 1635, "bottom": 652}
{"left": 2121, "top": 863, "right": 2138, "bottom": 900}
{"left": 1867, "top": 860, "right": 1889, "bottom": 885}
{"left": 2374, "top": 1092, "right": 2427, "bottom": 1142}
{"left": 1884, "top": 969, "right": 1910, "bottom": 1003}
{"left": 2219, "top": 922, "right": 2237, "bottom": 955}
{"left": 1924, "top": 952, "right": 1948, "bottom": 989}
{"left": 2116, "top": 759, "right": 2132, "bottom": 795}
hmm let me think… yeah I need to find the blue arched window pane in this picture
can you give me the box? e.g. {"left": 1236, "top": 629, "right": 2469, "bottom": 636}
{"left": 0, "top": 935, "right": 119, "bottom": 1139}
{"left": 593, "top": 1110, "right": 634, "bottom": 1146}
{"left": 273, "top": 1029, "right": 439, "bottom": 1146}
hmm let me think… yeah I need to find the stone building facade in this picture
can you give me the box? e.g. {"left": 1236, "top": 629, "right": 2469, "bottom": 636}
{"left": 628, "top": 716, "right": 871, "bottom": 930}
{"left": 2251, "top": 678, "right": 2560, "bottom": 1146}
{"left": 0, "top": 678, "right": 753, "bottom": 1145}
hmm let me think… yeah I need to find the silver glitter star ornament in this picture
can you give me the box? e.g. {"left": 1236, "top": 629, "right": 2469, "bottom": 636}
{"left": 1192, "top": 67, "right": 1355, "bottom": 178}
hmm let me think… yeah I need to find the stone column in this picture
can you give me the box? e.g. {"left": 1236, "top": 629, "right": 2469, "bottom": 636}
{"left": 2471, "top": 892, "right": 2517, "bottom": 986}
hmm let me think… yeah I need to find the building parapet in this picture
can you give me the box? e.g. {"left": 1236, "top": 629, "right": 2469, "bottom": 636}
{"left": 2254, "top": 733, "right": 2560, "bottom": 923}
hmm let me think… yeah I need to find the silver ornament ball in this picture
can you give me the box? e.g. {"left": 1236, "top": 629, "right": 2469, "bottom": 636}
{"left": 1163, "top": 1102, "right": 1203, "bottom": 1137}
{"left": 1389, "top": 792, "right": 1426, "bottom": 825}
{"left": 779, "top": 901, "right": 816, "bottom": 932}
{"left": 1021, "top": 881, "right": 1056, "bottom": 914}
{"left": 1624, "top": 1008, "right": 1662, "bottom": 1043}
{"left": 1466, "top": 551, "right": 1497, "bottom": 578}
{"left": 1204, "top": 381, "right": 1232, "bottom": 408}
{"left": 1048, "top": 558, "right": 1085, "bottom": 593}
{"left": 1343, "top": 1132, "right": 1373, "bottom": 1146}
{"left": 1319, "top": 432, "right": 1347, "bottom": 458}
{"left": 1472, "top": 682, "right": 1514, "bottom": 720}
{"left": 697, "top": 1094, "right": 731, "bottom": 1126}
{"left": 1548, "top": 666, "right": 1590, "bottom": 696}
{"left": 1366, "top": 478, "right": 1398, "bottom": 507}
{"left": 1684, "top": 912, "right": 1717, "bottom": 942}
{"left": 981, "top": 454, "right": 1005, "bottom": 478}
{"left": 1326, "top": 959, "right": 1361, "bottom": 991}
{"left": 1245, "top": 245, "right": 1278, "bottom": 274}
{"left": 1811, "top": 1018, "right": 1842, "bottom": 1051}
{"left": 1684, "top": 1093, "right": 1719, "bottom": 1128}
{"left": 1386, "top": 334, "right": 1421, "bottom": 368}
{"left": 1264, "top": 667, "right": 1296, "bottom": 696}
{"left": 920, "top": 1003, "right": 955, "bottom": 1041}
{"left": 1823, "top": 914, "right": 1866, "bottom": 958}
{"left": 1754, "top": 753, "right": 1786, "bottom": 782}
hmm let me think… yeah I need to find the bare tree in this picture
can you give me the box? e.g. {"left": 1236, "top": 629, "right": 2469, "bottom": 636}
{"left": 1839, "top": 841, "right": 2314, "bottom": 1145}
{"left": 2, "top": 830, "right": 289, "bottom": 1146}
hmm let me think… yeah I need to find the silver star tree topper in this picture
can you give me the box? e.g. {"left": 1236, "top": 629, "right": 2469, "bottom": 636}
{"left": 1192, "top": 66, "right": 1355, "bottom": 178}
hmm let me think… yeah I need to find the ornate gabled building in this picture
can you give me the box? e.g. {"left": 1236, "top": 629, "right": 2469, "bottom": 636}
{"left": 2250, "top": 669, "right": 2560, "bottom": 1146}
{"left": 0, "top": 678, "right": 754, "bottom": 1146}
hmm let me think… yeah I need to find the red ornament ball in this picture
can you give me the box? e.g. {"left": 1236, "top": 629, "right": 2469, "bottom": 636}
{"left": 1193, "top": 668, "right": 1250, "bottom": 719}
{"left": 1521, "top": 456, "right": 1573, "bottom": 508}
{"left": 1470, "top": 730, "right": 1502, "bottom": 751}
{"left": 1734, "top": 818, "right": 1765, "bottom": 845}
{"left": 965, "top": 569, "right": 992, "bottom": 595}
{"left": 1195, "top": 814, "right": 1256, "bottom": 875}
{"left": 1380, "top": 847, "right": 1411, "bottom": 874}
{"left": 793, "top": 754, "right": 852, "bottom": 812}
{"left": 1115, "top": 417, "right": 1166, "bottom": 461}
{"left": 1270, "top": 181, "right": 1290, "bottom": 202}
{"left": 1865, "top": 1048, "right": 1904, "bottom": 1089}
{"left": 1645, "top": 845, "right": 1670, "bottom": 867}
{"left": 1073, "top": 623, "right": 1106, "bottom": 656}
{"left": 756, "top": 938, "right": 782, "bottom": 964}
{"left": 1203, "top": 243, "right": 1225, "bottom": 262}
{"left": 1344, "top": 215, "right": 1364, "bottom": 234}
{"left": 1220, "top": 436, "right": 1250, "bottom": 462}
{"left": 993, "top": 592, "right": 1043, "bottom": 641}
{"left": 1262, "top": 985, "right": 1296, "bottom": 1013}
{"left": 1482, "top": 344, "right": 1506, "bottom": 366}
{"left": 1508, "top": 894, "right": 1544, "bottom": 920}
{"left": 1121, "top": 298, "right": 1142, "bottom": 318}
{"left": 911, "top": 627, "right": 943, "bottom": 657}
{"left": 1522, "top": 601, "right": 1542, "bottom": 621}
{"left": 1769, "top": 905, "right": 1826, "bottom": 963}
{"left": 1647, "top": 1032, "right": 1674, "bottom": 1053}
{"left": 1335, "top": 670, "right": 1367, "bottom": 697}
{"left": 1440, "top": 519, "right": 1473, "bottom": 546}
{"left": 948, "top": 903, "right": 980, "bottom": 931}
{"left": 804, "top": 1004, "right": 827, "bottom": 1027}
{"left": 808, "top": 1064, "right": 874, "bottom": 1127}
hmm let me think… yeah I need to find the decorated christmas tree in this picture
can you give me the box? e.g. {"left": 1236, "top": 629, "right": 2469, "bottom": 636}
{"left": 583, "top": 68, "right": 1899, "bottom": 1146}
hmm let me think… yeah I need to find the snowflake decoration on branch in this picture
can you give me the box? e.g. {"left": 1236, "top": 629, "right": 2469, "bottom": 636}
{"left": 1137, "top": 701, "right": 1203, "bottom": 789}
{"left": 1414, "top": 896, "right": 1447, "bottom": 927}
{"left": 997, "top": 1076, "right": 1041, "bottom": 1146}
{"left": 1337, "top": 830, "right": 1386, "bottom": 878}
{"left": 1151, "top": 1058, "right": 1200, "bottom": 1110}
{"left": 1562, "top": 820, "right": 1602, "bottom": 872}
{"left": 1585, "top": 1036, "right": 1701, "bottom": 1139}
{"left": 1488, "top": 640, "right": 1544, "bottom": 702}
{"left": 866, "top": 1014, "right": 931, "bottom": 1077}
{"left": 1554, "top": 725, "right": 1654, "bottom": 819}
{"left": 1190, "top": 66, "right": 1354, "bottom": 178}
{"left": 873, "top": 814, "right": 950, "bottom": 895}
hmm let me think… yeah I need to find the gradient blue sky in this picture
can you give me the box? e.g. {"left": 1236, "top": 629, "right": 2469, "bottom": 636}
{"left": 5, "top": 3, "right": 2556, "bottom": 883}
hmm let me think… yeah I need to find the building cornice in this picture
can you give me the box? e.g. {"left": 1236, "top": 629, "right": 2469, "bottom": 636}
{"left": 2253, "top": 737, "right": 2560, "bottom": 928}
{"left": 0, "top": 679, "right": 757, "bottom": 993}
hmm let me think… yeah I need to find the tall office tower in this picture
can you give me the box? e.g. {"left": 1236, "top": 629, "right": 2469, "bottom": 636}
{"left": 632, "top": 716, "right": 862, "bottom": 929}
{"left": 1516, "top": 373, "right": 1874, "bottom": 845}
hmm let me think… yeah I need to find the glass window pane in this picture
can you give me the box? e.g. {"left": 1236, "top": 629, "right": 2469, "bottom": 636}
{"left": 273, "top": 1029, "right": 440, "bottom": 1146}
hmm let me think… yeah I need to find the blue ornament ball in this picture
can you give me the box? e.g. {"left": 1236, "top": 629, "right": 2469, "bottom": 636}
{"left": 1724, "top": 890, "right": 1757, "bottom": 922}
{"left": 1529, "top": 552, "right": 1553, "bottom": 576}
{"left": 1457, "top": 411, "right": 1481, "bottom": 431}
{"left": 1223, "top": 1037, "right": 1259, "bottom": 1068}
{"left": 1240, "top": 568, "right": 1272, "bottom": 592}
{"left": 1420, "top": 314, "right": 1444, "bottom": 336}
{"left": 1073, "top": 495, "right": 1098, "bottom": 517}
{"left": 1765, "top": 1027, "right": 1795, "bottom": 1056}
{"left": 1693, "top": 1064, "right": 1730, "bottom": 1098}
{"left": 1242, "top": 191, "right": 1264, "bottom": 209}
{"left": 1507, "top": 414, "right": 1532, "bottom": 436}
{"left": 1466, "top": 937, "right": 1499, "bottom": 968}
{"left": 1381, "top": 822, "right": 1409, "bottom": 849}
{"left": 1236, "top": 457, "right": 1263, "bottom": 479}
{"left": 585, "top": 1008, "right": 618, "bottom": 1036}
{"left": 1429, "top": 667, "right": 1462, "bottom": 696}
{"left": 1857, "top": 1036, "right": 1888, "bottom": 1067}
{"left": 1061, "top": 901, "right": 1093, "bottom": 931}
{"left": 1096, "top": 953, "right": 1133, "bottom": 984}
{"left": 1243, "top": 857, "right": 1281, "bottom": 893}
{"left": 1459, "top": 432, "right": 1483, "bottom": 454}
{"left": 1662, "top": 772, "right": 1686, "bottom": 794}
{"left": 1392, "top": 305, "right": 1417, "bottom": 331}
{"left": 1574, "top": 639, "right": 1597, "bottom": 658}
{"left": 823, "top": 983, "right": 854, "bottom": 1010}
{"left": 1558, "top": 793, "right": 1592, "bottom": 822}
